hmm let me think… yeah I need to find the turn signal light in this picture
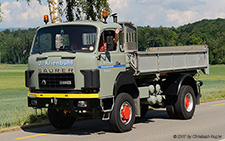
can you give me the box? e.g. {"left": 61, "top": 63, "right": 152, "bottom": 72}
{"left": 83, "top": 89, "right": 98, "bottom": 93}
{"left": 44, "top": 15, "right": 49, "bottom": 25}
{"left": 29, "top": 88, "right": 35, "bottom": 92}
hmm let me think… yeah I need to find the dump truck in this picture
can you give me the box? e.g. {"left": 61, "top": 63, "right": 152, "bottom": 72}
{"left": 25, "top": 13, "right": 209, "bottom": 132}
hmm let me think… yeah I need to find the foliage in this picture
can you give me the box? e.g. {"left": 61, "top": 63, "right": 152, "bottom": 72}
{"left": 22, "top": 0, "right": 111, "bottom": 21}
{"left": 138, "top": 18, "right": 225, "bottom": 64}
{"left": 59, "top": 0, "right": 111, "bottom": 21}
{"left": 0, "top": 2, "right": 2, "bottom": 22}
{"left": 0, "top": 28, "right": 36, "bottom": 64}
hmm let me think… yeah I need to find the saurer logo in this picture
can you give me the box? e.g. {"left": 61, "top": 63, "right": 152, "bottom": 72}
{"left": 38, "top": 68, "right": 73, "bottom": 73}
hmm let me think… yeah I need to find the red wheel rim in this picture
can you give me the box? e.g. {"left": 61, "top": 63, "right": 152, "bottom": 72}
{"left": 120, "top": 102, "right": 132, "bottom": 124}
{"left": 184, "top": 93, "right": 193, "bottom": 112}
{"left": 185, "top": 96, "right": 190, "bottom": 109}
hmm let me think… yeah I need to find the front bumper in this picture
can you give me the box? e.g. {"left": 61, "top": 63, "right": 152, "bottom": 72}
{"left": 28, "top": 92, "right": 99, "bottom": 109}
{"left": 28, "top": 92, "right": 99, "bottom": 99}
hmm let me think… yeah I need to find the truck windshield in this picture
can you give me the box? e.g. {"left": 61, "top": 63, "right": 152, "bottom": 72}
{"left": 32, "top": 25, "right": 97, "bottom": 54}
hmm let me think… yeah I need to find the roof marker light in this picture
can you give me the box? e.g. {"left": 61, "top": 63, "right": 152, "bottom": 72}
{"left": 44, "top": 15, "right": 49, "bottom": 25}
{"left": 102, "top": 10, "right": 108, "bottom": 23}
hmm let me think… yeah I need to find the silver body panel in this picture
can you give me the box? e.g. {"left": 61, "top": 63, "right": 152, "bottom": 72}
{"left": 129, "top": 45, "right": 209, "bottom": 75}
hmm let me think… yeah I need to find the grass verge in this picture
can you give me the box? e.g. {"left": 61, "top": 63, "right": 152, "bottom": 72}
{"left": 199, "top": 65, "right": 225, "bottom": 102}
{"left": 0, "top": 64, "right": 49, "bottom": 131}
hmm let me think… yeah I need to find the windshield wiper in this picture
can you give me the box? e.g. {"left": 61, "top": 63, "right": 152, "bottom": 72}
{"left": 69, "top": 50, "right": 76, "bottom": 53}
{"left": 59, "top": 46, "right": 76, "bottom": 53}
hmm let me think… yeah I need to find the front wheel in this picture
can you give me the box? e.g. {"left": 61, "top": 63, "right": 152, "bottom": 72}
{"left": 109, "top": 93, "right": 135, "bottom": 132}
{"left": 48, "top": 108, "right": 76, "bottom": 129}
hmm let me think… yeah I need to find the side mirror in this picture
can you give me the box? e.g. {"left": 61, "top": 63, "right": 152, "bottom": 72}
{"left": 106, "top": 36, "right": 114, "bottom": 51}
{"left": 55, "top": 34, "right": 63, "bottom": 51}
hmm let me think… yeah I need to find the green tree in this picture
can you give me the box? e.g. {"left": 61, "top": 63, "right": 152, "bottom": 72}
{"left": 0, "top": 28, "right": 36, "bottom": 64}
{"left": 0, "top": 2, "right": 2, "bottom": 22}
{"left": 189, "top": 35, "right": 203, "bottom": 45}
{"left": 60, "top": 0, "right": 111, "bottom": 21}
{"left": 22, "top": 0, "right": 111, "bottom": 21}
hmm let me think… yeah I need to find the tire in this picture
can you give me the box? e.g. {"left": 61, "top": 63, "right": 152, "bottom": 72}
{"left": 109, "top": 93, "right": 135, "bottom": 132}
{"left": 141, "top": 105, "right": 148, "bottom": 118}
{"left": 166, "top": 85, "right": 196, "bottom": 119}
{"left": 174, "top": 85, "right": 196, "bottom": 119}
{"left": 48, "top": 108, "right": 76, "bottom": 129}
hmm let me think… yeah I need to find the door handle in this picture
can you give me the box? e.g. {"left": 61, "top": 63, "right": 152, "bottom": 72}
{"left": 115, "top": 61, "right": 120, "bottom": 65}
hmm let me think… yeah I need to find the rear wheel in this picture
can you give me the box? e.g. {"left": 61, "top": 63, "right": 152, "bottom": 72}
{"left": 175, "top": 85, "right": 196, "bottom": 119}
{"left": 48, "top": 108, "right": 76, "bottom": 129}
{"left": 166, "top": 85, "right": 196, "bottom": 119}
{"left": 109, "top": 93, "right": 135, "bottom": 132}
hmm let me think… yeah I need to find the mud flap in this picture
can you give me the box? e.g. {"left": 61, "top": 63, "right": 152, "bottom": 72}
{"left": 134, "top": 95, "right": 141, "bottom": 117}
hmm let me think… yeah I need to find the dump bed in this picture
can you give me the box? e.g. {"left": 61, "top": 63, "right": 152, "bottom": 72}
{"left": 129, "top": 45, "right": 209, "bottom": 75}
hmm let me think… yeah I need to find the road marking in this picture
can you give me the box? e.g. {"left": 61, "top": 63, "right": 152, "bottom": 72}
{"left": 16, "top": 127, "right": 85, "bottom": 140}
{"left": 212, "top": 103, "right": 225, "bottom": 107}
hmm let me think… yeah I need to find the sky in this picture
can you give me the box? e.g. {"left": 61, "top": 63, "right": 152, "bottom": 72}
{"left": 0, "top": 0, "right": 225, "bottom": 28}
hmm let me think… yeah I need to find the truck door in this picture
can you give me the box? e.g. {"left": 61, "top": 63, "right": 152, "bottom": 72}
{"left": 97, "top": 30, "right": 126, "bottom": 97}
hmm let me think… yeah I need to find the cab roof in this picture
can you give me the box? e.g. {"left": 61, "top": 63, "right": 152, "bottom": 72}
{"left": 38, "top": 20, "right": 121, "bottom": 32}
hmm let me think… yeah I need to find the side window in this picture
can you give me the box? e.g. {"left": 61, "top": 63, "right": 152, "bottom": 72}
{"left": 99, "top": 33, "right": 104, "bottom": 52}
{"left": 98, "top": 30, "right": 117, "bottom": 52}
{"left": 119, "top": 32, "right": 124, "bottom": 52}
{"left": 82, "top": 33, "right": 96, "bottom": 45}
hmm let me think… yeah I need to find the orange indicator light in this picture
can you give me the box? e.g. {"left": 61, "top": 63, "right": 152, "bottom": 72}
{"left": 44, "top": 15, "right": 49, "bottom": 25}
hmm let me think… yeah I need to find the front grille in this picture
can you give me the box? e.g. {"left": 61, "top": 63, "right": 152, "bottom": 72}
{"left": 39, "top": 73, "right": 75, "bottom": 89}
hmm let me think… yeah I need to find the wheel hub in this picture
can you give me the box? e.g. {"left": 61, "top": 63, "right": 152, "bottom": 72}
{"left": 185, "top": 96, "right": 190, "bottom": 109}
{"left": 121, "top": 104, "right": 131, "bottom": 120}
{"left": 120, "top": 102, "right": 132, "bottom": 124}
{"left": 184, "top": 93, "right": 193, "bottom": 112}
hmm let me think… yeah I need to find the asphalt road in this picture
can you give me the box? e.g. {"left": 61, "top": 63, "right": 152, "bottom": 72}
{"left": 1, "top": 100, "right": 225, "bottom": 141}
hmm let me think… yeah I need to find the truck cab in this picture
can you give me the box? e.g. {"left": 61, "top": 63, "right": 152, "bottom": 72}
{"left": 26, "top": 21, "right": 127, "bottom": 95}
{"left": 26, "top": 20, "right": 134, "bottom": 130}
